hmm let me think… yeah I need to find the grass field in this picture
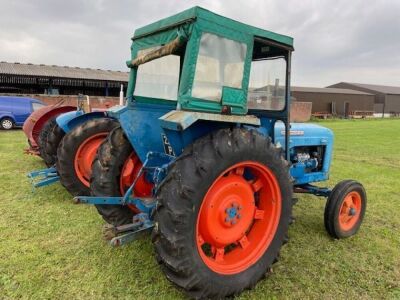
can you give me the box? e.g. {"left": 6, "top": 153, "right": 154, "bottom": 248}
{"left": 0, "top": 119, "right": 399, "bottom": 299}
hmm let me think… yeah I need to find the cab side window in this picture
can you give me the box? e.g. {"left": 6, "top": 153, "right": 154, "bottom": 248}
{"left": 192, "top": 33, "right": 247, "bottom": 102}
{"left": 247, "top": 40, "right": 287, "bottom": 111}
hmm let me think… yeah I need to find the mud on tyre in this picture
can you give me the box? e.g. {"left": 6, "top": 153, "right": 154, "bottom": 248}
{"left": 152, "top": 127, "right": 293, "bottom": 299}
{"left": 56, "top": 118, "right": 119, "bottom": 196}
{"left": 91, "top": 126, "right": 153, "bottom": 226}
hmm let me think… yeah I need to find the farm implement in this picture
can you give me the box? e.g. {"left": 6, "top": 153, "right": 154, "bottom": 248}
{"left": 26, "top": 7, "right": 367, "bottom": 299}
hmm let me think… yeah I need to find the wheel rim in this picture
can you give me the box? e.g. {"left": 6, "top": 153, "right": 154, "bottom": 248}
{"left": 120, "top": 152, "right": 153, "bottom": 213}
{"left": 74, "top": 133, "right": 108, "bottom": 187}
{"left": 2, "top": 119, "right": 12, "bottom": 129}
{"left": 338, "top": 191, "right": 362, "bottom": 231}
{"left": 196, "top": 161, "right": 282, "bottom": 275}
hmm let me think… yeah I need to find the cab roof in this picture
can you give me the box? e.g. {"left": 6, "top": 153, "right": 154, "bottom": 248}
{"left": 133, "top": 6, "right": 293, "bottom": 48}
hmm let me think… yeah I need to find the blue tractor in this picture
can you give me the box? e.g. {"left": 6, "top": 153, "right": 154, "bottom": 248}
{"left": 28, "top": 94, "right": 120, "bottom": 196}
{"left": 70, "top": 7, "right": 366, "bottom": 298}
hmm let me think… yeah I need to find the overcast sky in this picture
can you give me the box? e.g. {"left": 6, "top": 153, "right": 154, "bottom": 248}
{"left": 1, "top": 0, "right": 399, "bottom": 87}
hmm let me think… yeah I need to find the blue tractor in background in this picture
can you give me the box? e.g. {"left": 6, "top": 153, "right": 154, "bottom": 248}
{"left": 59, "top": 7, "right": 364, "bottom": 299}
{"left": 28, "top": 94, "right": 121, "bottom": 196}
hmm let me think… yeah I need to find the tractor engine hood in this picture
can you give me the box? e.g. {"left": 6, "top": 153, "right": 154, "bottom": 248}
{"left": 273, "top": 123, "right": 334, "bottom": 150}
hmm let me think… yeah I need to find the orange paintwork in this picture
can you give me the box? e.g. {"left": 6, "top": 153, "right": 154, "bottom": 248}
{"left": 74, "top": 132, "right": 109, "bottom": 187}
{"left": 196, "top": 161, "right": 282, "bottom": 275}
{"left": 338, "top": 191, "right": 362, "bottom": 231}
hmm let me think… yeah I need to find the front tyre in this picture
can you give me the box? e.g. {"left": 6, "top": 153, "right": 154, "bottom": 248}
{"left": 152, "top": 128, "right": 292, "bottom": 298}
{"left": 324, "top": 180, "right": 366, "bottom": 238}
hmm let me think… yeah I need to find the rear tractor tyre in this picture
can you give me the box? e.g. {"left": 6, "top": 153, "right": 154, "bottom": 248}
{"left": 152, "top": 128, "right": 293, "bottom": 299}
{"left": 38, "top": 117, "right": 56, "bottom": 163}
{"left": 91, "top": 126, "right": 153, "bottom": 227}
{"left": 42, "top": 118, "right": 65, "bottom": 166}
{"left": 324, "top": 180, "right": 366, "bottom": 238}
{"left": 56, "top": 118, "right": 119, "bottom": 196}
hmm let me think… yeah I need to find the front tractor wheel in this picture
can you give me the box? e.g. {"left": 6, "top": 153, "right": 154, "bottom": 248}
{"left": 324, "top": 180, "right": 366, "bottom": 238}
{"left": 56, "top": 118, "right": 119, "bottom": 196}
{"left": 153, "top": 128, "right": 292, "bottom": 298}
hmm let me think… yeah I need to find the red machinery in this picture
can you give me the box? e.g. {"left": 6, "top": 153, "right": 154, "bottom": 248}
{"left": 23, "top": 101, "right": 75, "bottom": 156}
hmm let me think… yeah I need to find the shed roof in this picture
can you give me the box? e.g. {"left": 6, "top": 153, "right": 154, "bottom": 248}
{"left": 328, "top": 82, "right": 400, "bottom": 95}
{"left": 0, "top": 61, "right": 129, "bottom": 82}
{"left": 292, "top": 86, "right": 373, "bottom": 95}
{"left": 133, "top": 6, "right": 293, "bottom": 48}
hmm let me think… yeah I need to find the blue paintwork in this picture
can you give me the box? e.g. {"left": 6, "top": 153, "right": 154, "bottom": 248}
{"left": 27, "top": 167, "right": 60, "bottom": 188}
{"left": 108, "top": 99, "right": 334, "bottom": 188}
{"left": 110, "top": 213, "right": 154, "bottom": 246}
{"left": 75, "top": 196, "right": 156, "bottom": 214}
{"left": 107, "top": 102, "right": 176, "bottom": 163}
{"left": 56, "top": 110, "right": 106, "bottom": 133}
{"left": 274, "top": 122, "right": 334, "bottom": 185}
{"left": 295, "top": 184, "right": 332, "bottom": 197}
{"left": 56, "top": 110, "right": 83, "bottom": 133}
{"left": 58, "top": 111, "right": 106, "bottom": 133}
{"left": 0, "top": 96, "right": 45, "bottom": 126}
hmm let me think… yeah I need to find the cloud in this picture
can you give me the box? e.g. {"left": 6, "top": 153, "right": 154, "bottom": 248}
{"left": 0, "top": 0, "right": 399, "bottom": 86}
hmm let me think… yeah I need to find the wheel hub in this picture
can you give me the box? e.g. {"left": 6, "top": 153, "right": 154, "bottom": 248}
{"left": 2, "top": 119, "right": 12, "bottom": 129}
{"left": 338, "top": 191, "right": 362, "bottom": 231}
{"left": 224, "top": 203, "right": 242, "bottom": 226}
{"left": 199, "top": 174, "right": 256, "bottom": 247}
{"left": 349, "top": 207, "right": 357, "bottom": 216}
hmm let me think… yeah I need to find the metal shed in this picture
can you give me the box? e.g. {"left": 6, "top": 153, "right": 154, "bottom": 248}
{"left": 327, "top": 82, "right": 400, "bottom": 117}
{"left": 0, "top": 61, "right": 129, "bottom": 96}
{"left": 291, "top": 86, "right": 375, "bottom": 117}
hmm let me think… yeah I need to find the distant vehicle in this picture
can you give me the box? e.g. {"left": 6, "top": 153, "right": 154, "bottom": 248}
{"left": 0, "top": 96, "right": 46, "bottom": 130}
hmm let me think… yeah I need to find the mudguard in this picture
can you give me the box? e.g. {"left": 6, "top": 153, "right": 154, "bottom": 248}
{"left": 56, "top": 111, "right": 107, "bottom": 134}
{"left": 23, "top": 105, "right": 76, "bottom": 149}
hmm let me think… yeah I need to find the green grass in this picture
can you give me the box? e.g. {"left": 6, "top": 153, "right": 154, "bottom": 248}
{"left": 0, "top": 119, "right": 399, "bottom": 299}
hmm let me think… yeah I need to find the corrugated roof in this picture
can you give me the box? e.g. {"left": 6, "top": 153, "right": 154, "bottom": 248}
{"left": 328, "top": 82, "right": 400, "bottom": 95}
{"left": 0, "top": 61, "right": 129, "bottom": 82}
{"left": 292, "top": 86, "right": 373, "bottom": 95}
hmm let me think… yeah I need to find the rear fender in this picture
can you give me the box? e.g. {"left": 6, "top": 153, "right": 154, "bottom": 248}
{"left": 23, "top": 105, "right": 76, "bottom": 147}
{"left": 56, "top": 111, "right": 107, "bottom": 133}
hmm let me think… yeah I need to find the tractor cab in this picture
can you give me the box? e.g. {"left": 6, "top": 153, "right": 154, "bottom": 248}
{"left": 108, "top": 7, "right": 294, "bottom": 160}
{"left": 126, "top": 7, "right": 292, "bottom": 117}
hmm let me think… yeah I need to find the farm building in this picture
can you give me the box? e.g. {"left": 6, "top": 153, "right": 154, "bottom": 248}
{"left": 291, "top": 86, "right": 375, "bottom": 117}
{"left": 0, "top": 61, "right": 128, "bottom": 96}
{"left": 327, "top": 82, "right": 400, "bottom": 117}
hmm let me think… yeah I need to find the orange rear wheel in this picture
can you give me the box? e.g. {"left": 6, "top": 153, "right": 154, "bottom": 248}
{"left": 196, "top": 161, "right": 281, "bottom": 274}
{"left": 57, "top": 118, "right": 119, "bottom": 196}
{"left": 74, "top": 133, "right": 108, "bottom": 187}
{"left": 119, "top": 152, "right": 153, "bottom": 213}
{"left": 153, "top": 128, "right": 293, "bottom": 298}
{"left": 91, "top": 126, "right": 154, "bottom": 226}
